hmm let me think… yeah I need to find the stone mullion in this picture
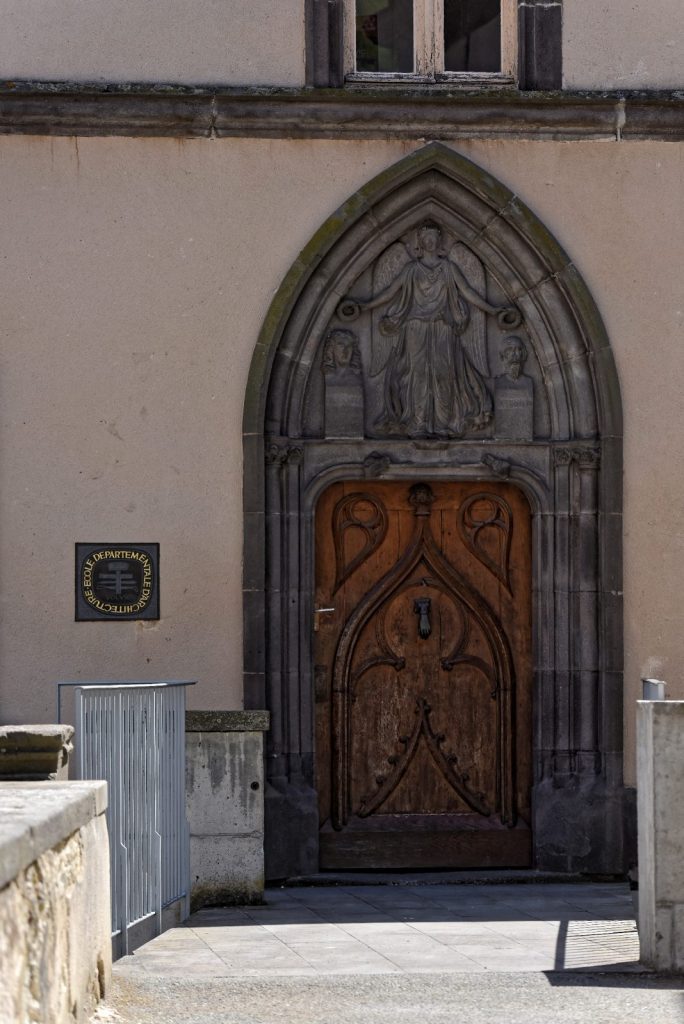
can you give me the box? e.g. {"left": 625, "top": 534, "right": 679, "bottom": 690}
{"left": 552, "top": 451, "right": 573, "bottom": 777}
{"left": 596, "top": 433, "right": 624, "bottom": 789}
{"left": 283, "top": 449, "right": 304, "bottom": 781}
{"left": 553, "top": 446, "right": 602, "bottom": 778}
{"left": 575, "top": 456, "right": 601, "bottom": 773}
{"left": 264, "top": 445, "right": 288, "bottom": 786}
{"left": 533, "top": 506, "right": 555, "bottom": 783}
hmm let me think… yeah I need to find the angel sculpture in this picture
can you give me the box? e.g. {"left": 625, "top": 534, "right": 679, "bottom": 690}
{"left": 339, "top": 221, "right": 521, "bottom": 439}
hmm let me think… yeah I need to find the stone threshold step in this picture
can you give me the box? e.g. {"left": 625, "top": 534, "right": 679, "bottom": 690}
{"left": 275, "top": 870, "right": 626, "bottom": 888}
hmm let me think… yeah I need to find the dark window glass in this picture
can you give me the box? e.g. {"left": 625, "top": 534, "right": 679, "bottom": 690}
{"left": 356, "top": 0, "right": 414, "bottom": 73}
{"left": 444, "top": 0, "right": 501, "bottom": 72}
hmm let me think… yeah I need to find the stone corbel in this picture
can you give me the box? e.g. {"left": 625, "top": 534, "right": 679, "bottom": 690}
{"left": 554, "top": 446, "right": 601, "bottom": 468}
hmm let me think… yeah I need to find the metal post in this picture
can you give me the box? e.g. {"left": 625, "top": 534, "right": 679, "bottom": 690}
{"left": 642, "top": 678, "right": 667, "bottom": 701}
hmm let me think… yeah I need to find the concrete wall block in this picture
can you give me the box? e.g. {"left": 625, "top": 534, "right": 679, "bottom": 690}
{"left": 651, "top": 705, "right": 684, "bottom": 902}
{"left": 652, "top": 905, "right": 673, "bottom": 967}
{"left": 648, "top": 902, "right": 684, "bottom": 972}
{"left": 185, "top": 719, "right": 267, "bottom": 908}
{"left": 637, "top": 700, "right": 684, "bottom": 971}
{"left": 673, "top": 905, "right": 684, "bottom": 971}
{"left": 189, "top": 835, "right": 264, "bottom": 908}
{"left": 186, "top": 731, "right": 264, "bottom": 835}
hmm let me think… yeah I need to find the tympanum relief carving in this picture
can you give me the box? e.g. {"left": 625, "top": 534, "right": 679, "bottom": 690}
{"left": 315, "top": 220, "right": 547, "bottom": 441}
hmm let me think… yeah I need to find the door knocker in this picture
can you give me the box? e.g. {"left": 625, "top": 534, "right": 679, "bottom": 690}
{"left": 413, "top": 597, "right": 432, "bottom": 639}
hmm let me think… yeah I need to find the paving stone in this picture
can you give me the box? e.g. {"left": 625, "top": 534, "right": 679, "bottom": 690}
{"left": 261, "top": 922, "right": 358, "bottom": 942}
{"left": 286, "top": 941, "right": 403, "bottom": 974}
{"left": 118, "top": 881, "right": 642, "bottom": 985}
{"left": 335, "top": 920, "right": 420, "bottom": 937}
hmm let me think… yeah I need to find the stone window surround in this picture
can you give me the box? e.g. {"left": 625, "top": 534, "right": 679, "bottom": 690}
{"left": 306, "top": 0, "right": 562, "bottom": 90}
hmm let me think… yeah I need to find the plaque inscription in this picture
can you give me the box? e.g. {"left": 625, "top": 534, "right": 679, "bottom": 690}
{"left": 75, "top": 543, "right": 160, "bottom": 620}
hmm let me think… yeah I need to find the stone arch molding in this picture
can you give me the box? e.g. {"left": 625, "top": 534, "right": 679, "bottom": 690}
{"left": 243, "top": 143, "right": 627, "bottom": 880}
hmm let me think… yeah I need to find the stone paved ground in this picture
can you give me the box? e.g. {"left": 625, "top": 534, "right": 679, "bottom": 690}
{"left": 101, "top": 882, "right": 684, "bottom": 1023}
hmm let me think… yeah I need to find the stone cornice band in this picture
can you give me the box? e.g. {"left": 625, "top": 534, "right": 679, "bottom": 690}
{"left": 0, "top": 86, "right": 681, "bottom": 140}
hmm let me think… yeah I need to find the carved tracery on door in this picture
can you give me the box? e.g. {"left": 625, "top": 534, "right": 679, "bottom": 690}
{"left": 315, "top": 479, "right": 532, "bottom": 870}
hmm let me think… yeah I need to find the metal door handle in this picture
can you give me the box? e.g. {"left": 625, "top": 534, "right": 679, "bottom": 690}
{"left": 314, "top": 607, "right": 335, "bottom": 632}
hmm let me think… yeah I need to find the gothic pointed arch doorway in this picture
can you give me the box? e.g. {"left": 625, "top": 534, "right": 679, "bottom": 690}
{"left": 243, "top": 144, "right": 627, "bottom": 880}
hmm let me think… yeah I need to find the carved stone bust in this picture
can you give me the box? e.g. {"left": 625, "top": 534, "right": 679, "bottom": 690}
{"left": 322, "top": 328, "right": 362, "bottom": 379}
{"left": 499, "top": 337, "right": 528, "bottom": 381}
{"left": 494, "top": 335, "right": 534, "bottom": 440}
{"left": 322, "top": 328, "right": 364, "bottom": 438}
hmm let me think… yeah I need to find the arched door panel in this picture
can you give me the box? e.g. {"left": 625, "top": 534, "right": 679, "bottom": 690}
{"left": 315, "top": 479, "right": 532, "bottom": 869}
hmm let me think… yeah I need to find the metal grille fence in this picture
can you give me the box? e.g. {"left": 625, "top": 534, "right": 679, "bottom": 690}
{"left": 58, "top": 680, "right": 194, "bottom": 956}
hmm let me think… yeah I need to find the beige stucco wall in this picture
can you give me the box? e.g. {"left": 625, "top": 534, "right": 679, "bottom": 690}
{"left": 563, "top": 0, "right": 684, "bottom": 89}
{"left": 0, "top": 135, "right": 682, "bottom": 785}
{"left": 0, "top": 0, "right": 305, "bottom": 86}
{"left": 3, "top": 1, "right": 684, "bottom": 92}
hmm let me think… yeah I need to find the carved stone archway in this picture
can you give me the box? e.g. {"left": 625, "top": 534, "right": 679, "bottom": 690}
{"left": 243, "top": 143, "right": 628, "bottom": 879}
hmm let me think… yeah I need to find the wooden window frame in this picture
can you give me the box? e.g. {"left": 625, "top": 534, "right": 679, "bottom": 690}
{"left": 344, "top": 0, "right": 518, "bottom": 85}
{"left": 306, "top": 0, "right": 562, "bottom": 91}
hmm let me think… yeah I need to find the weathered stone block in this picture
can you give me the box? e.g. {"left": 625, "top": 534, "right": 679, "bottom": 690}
{"left": 324, "top": 378, "right": 365, "bottom": 438}
{"left": 0, "top": 782, "right": 110, "bottom": 1023}
{"left": 494, "top": 375, "right": 534, "bottom": 439}
{"left": 0, "top": 725, "right": 74, "bottom": 780}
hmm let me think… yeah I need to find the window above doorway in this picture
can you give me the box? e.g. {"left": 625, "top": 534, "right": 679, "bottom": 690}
{"left": 346, "top": 0, "right": 517, "bottom": 84}
{"left": 306, "top": 0, "right": 563, "bottom": 92}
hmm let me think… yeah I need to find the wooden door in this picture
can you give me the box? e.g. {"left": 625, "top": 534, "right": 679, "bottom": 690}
{"left": 314, "top": 480, "right": 532, "bottom": 870}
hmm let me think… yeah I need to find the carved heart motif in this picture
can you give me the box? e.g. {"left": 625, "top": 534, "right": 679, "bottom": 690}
{"left": 458, "top": 493, "right": 513, "bottom": 594}
{"left": 332, "top": 493, "right": 388, "bottom": 594}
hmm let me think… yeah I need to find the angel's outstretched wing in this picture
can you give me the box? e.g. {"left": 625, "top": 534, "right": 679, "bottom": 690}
{"left": 450, "top": 243, "right": 489, "bottom": 378}
{"left": 369, "top": 242, "right": 411, "bottom": 378}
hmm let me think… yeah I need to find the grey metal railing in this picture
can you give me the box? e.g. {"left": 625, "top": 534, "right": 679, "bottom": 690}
{"left": 58, "top": 680, "right": 195, "bottom": 957}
